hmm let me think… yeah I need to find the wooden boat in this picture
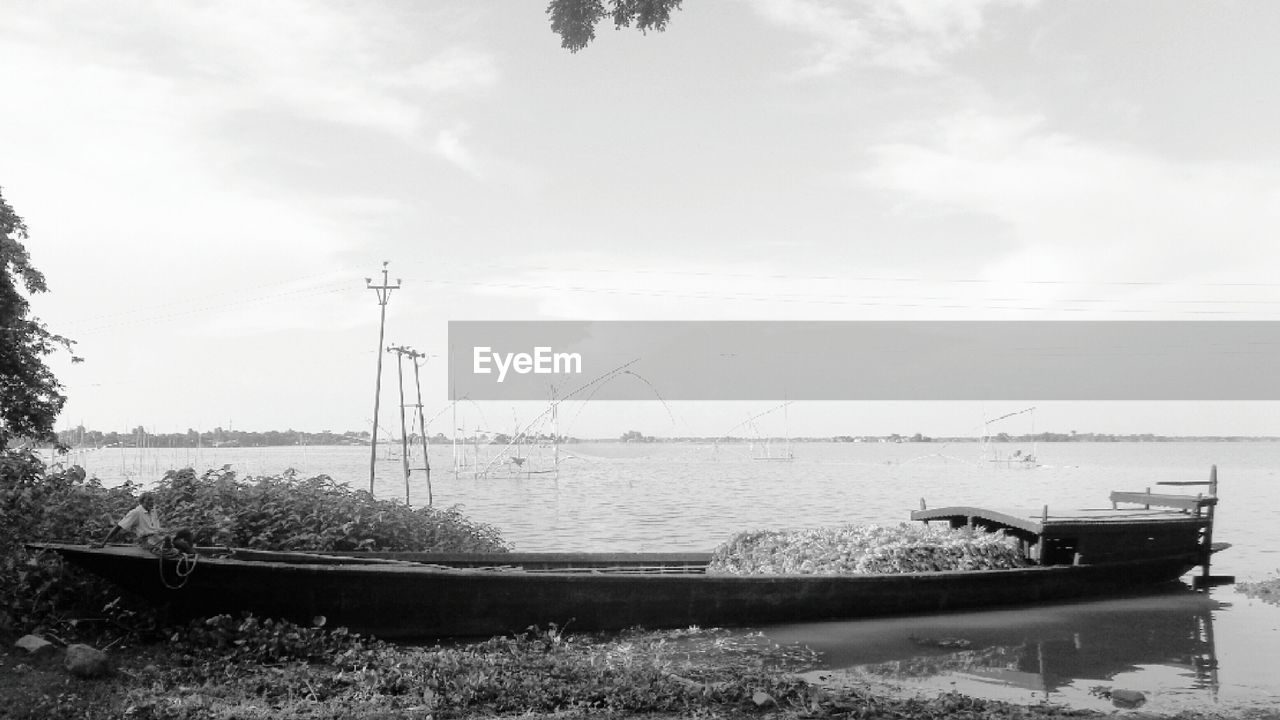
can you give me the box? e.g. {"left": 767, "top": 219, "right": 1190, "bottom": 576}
{"left": 30, "top": 474, "right": 1228, "bottom": 640}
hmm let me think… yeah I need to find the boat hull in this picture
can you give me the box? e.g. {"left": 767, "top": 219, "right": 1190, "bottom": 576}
{"left": 34, "top": 544, "right": 1199, "bottom": 639}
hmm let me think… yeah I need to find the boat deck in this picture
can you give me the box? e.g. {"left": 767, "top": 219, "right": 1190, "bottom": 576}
{"left": 912, "top": 489, "right": 1215, "bottom": 566}
{"left": 911, "top": 505, "right": 1209, "bottom": 536}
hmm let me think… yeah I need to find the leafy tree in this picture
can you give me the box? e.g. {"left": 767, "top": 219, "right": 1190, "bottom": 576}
{"left": 0, "top": 187, "right": 78, "bottom": 447}
{"left": 547, "top": 0, "right": 683, "bottom": 52}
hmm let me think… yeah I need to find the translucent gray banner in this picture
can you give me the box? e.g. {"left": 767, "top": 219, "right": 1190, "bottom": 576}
{"left": 447, "top": 321, "right": 1280, "bottom": 401}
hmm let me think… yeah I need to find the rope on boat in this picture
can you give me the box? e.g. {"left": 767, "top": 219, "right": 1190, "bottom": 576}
{"left": 158, "top": 552, "right": 198, "bottom": 590}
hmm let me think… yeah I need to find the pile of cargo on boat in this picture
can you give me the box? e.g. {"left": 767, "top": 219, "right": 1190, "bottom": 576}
{"left": 706, "top": 523, "right": 1029, "bottom": 575}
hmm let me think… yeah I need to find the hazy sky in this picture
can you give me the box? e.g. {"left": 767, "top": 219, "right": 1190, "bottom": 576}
{"left": 4, "top": 1, "right": 1280, "bottom": 439}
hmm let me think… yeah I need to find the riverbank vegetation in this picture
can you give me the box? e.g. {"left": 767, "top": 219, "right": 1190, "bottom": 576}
{"left": 1239, "top": 574, "right": 1280, "bottom": 607}
{"left": 1, "top": 450, "right": 507, "bottom": 639}
{"left": 154, "top": 466, "right": 508, "bottom": 552}
{"left": 7, "top": 621, "right": 825, "bottom": 719}
{"left": 11, "top": 617, "right": 1269, "bottom": 720}
{"left": 11, "top": 615, "right": 1160, "bottom": 720}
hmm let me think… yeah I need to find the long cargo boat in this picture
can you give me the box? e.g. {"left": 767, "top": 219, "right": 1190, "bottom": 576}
{"left": 31, "top": 471, "right": 1229, "bottom": 640}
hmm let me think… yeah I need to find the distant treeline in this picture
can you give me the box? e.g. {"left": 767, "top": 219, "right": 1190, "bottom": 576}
{"left": 52, "top": 426, "right": 1279, "bottom": 449}
{"left": 833, "top": 432, "right": 1280, "bottom": 443}
{"left": 55, "top": 426, "right": 575, "bottom": 449}
{"left": 618, "top": 431, "right": 1280, "bottom": 444}
{"left": 57, "top": 426, "right": 374, "bottom": 449}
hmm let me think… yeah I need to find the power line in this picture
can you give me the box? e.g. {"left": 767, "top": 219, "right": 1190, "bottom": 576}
{"left": 412, "top": 262, "right": 1280, "bottom": 289}
{"left": 411, "top": 278, "right": 1280, "bottom": 316}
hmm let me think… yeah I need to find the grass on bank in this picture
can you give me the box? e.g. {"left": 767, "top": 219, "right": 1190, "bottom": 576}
{"left": 2, "top": 616, "right": 1150, "bottom": 720}
{"left": 13, "top": 617, "right": 1279, "bottom": 720}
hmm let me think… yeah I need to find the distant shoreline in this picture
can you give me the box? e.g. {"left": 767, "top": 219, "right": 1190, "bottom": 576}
{"left": 576, "top": 434, "right": 1280, "bottom": 443}
{"left": 46, "top": 434, "right": 1280, "bottom": 450}
{"left": 584, "top": 435, "right": 1280, "bottom": 443}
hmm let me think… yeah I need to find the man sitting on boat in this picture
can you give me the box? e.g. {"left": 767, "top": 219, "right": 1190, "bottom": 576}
{"left": 92, "top": 493, "right": 194, "bottom": 555}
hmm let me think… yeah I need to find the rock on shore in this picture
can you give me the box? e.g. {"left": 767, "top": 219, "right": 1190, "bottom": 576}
{"left": 14, "top": 634, "right": 56, "bottom": 661}
{"left": 64, "top": 643, "right": 110, "bottom": 678}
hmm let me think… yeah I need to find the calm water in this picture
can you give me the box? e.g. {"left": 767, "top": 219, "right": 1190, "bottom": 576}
{"left": 57, "top": 441, "right": 1280, "bottom": 713}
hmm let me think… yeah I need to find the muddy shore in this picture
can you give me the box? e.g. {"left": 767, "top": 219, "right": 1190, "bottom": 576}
{"left": 5, "top": 628, "right": 1275, "bottom": 720}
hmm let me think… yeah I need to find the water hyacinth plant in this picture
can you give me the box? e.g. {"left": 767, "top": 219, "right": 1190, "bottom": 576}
{"left": 152, "top": 467, "right": 509, "bottom": 552}
{"left": 0, "top": 454, "right": 509, "bottom": 641}
{"left": 706, "top": 523, "right": 1028, "bottom": 575}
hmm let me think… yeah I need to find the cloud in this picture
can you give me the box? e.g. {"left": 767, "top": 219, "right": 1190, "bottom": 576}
{"left": 435, "top": 127, "right": 485, "bottom": 179}
{"left": 860, "top": 111, "right": 1280, "bottom": 298}
{"left": 393, "top": 48, "right": 500, "bottom": 95}
{"left": 464, "top": 262, "right": 965, "bottom": 321}
{"left": 0, "top": 2, "right": 507, "bottom": 303}
{"left": 746, "top": 0, "right": 1037, "bottom": 75}
{"left": 2, "top": 2, "right": 498, "bottom": 143}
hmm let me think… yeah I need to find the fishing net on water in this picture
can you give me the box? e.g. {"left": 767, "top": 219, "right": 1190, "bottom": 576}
{"left": 706, "top": 523, "right": 1029, "bottom": 575}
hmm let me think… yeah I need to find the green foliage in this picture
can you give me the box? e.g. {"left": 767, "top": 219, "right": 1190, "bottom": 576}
{"left": 137, "top": 618, "right": 820, "bottom": 718}
{"left": 547, "top": 0, "right": 682, "bottom": 52}
{"left": 0, "top": 187, "right": 79, "bottom": 447}
{"left": 171, "top": 614, "right": 384, "bottom": 666}
{"left": 0, "top": 449, "right": 148, "bottom": 638}
{"left": 152, "top": 466, "right": 510, "bottom": 552}
{"left": 0, "top": 451, "right": 508, "bottom": 642}
{"left": 1238, "top": 572, "right": 1280, "bottom": 607}
{"left": 708, "top": 523, "right": 1029, "bottom": 575}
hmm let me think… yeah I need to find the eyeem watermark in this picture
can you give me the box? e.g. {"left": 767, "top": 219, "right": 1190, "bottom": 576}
{"left": 451, "top": 320, "right": 1280, "bottom": 400}
{"left": 473, "top": 346, "right": 583, "bottom": 383}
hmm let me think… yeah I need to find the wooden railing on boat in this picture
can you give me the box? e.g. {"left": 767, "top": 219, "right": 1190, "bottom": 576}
{"left": 1164, "top": 466, "right": 1229, "bottom": 588}
{"left": 1103, "top": 465, "right": 1229, "bottom": 589}
{"left": 1108, "top": 491, "right": 1216, "bottom": 513}
{"left": 913, "top": 465, "right": 1231, "bottom": 587}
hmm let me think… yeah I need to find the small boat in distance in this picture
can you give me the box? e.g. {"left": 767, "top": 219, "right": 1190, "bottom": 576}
{"left": 31, "top": 469, "right": 1229, "bottom": 640}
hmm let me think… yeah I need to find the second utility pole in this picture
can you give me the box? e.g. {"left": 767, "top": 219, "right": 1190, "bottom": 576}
{"left": 391, "top": 344, "right": 412, "bottom": 504}
{"left": 366, "top": 261, "right": 400, "bottom": 495}
{"left": 387, "top": 345, "right": 433, "bottom": 507}
{"left": 410, "top": 348, "right": 433, "bottom": 506}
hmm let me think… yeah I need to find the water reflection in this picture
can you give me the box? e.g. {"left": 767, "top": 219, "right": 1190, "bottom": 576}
{"left": 764, "top": 589, "right": 1223, "bottom": 709}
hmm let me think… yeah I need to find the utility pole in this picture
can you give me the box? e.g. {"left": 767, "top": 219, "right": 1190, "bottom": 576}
{"left": 409, "top": 348, "right": 433, "bottom": 506}
{"left": 366, "top": 262, "right": 400, "bottom": 495}
{"left": 387, "top": 345, "right": 435, "bottom": 507}
{"left": 389, "top": 345, "right": 412, "bottom": 504}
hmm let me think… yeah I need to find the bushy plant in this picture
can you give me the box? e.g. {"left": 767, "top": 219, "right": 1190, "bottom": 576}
{"left": 0, "top": 449, "right": 146, "bottom": 637}
{"left": 707, "top": 522, "right": 1028, "bottom": 575}
{"left": 0, "top": 449, "right": 139, "bottom": 545}
{"left": 153, "top": 467, "right": 509, "bottom": 552}
{"left": 171, "top": 613, "right": 385, "bottom": 666}
{"left": 1238, "top": 572, "right": 1280, "bottom": 607}
{"left": 150, "top": 616, "right": 818, "bottom": 718}
{"left": 0, "top": 454, "right": 509, "bottom": 642}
